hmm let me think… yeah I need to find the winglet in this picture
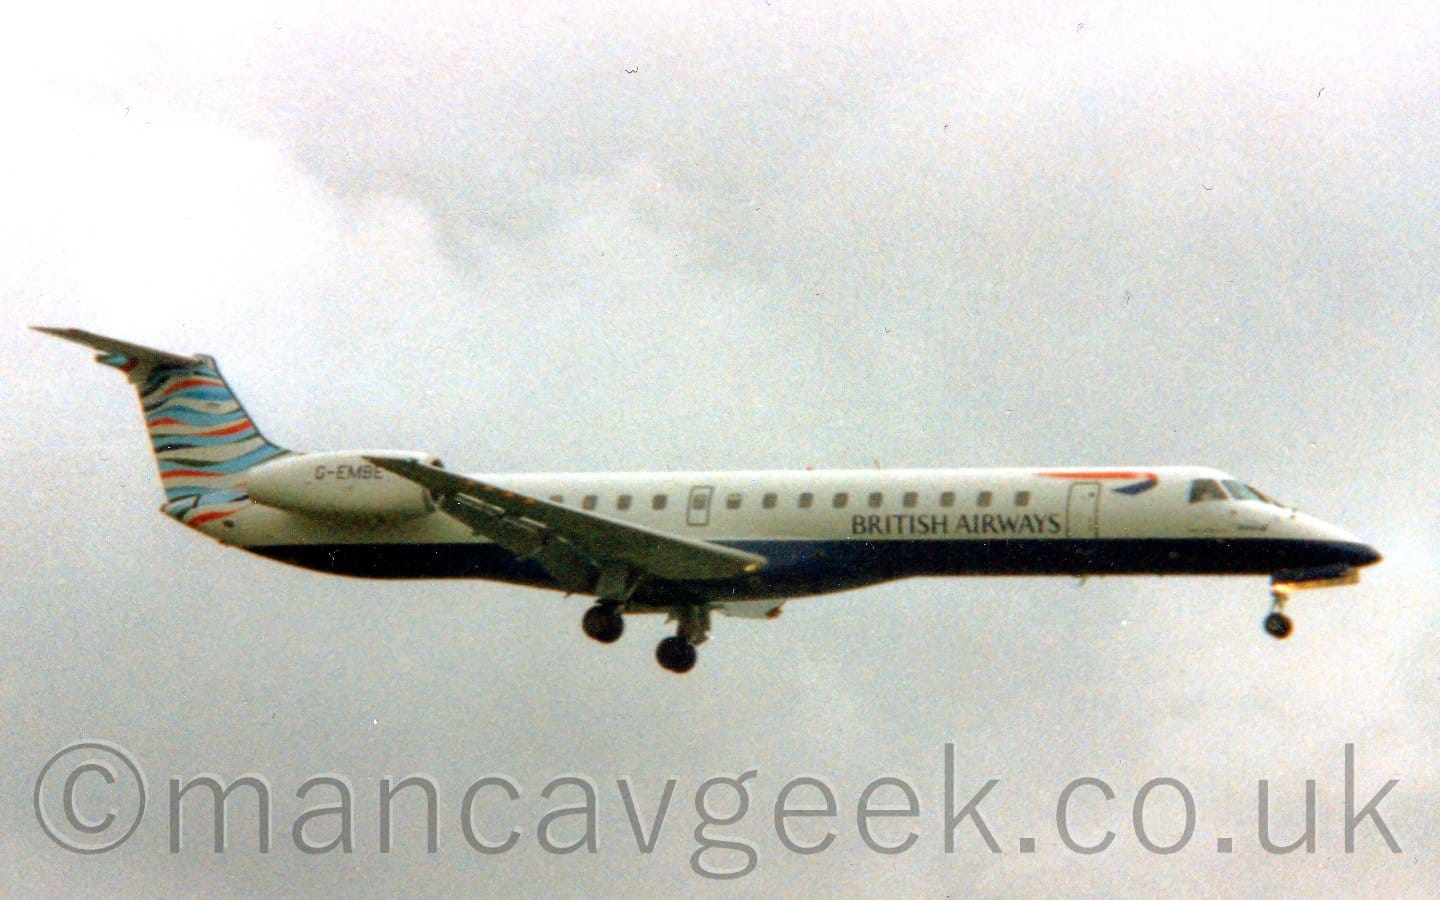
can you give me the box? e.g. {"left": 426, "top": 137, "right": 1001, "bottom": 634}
{"left": 33, "top": 326, "right": 204, "bottom": 369}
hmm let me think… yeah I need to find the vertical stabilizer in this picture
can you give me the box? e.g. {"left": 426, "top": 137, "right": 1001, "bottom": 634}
{"left": 35, "top": 327, "right": 289, "bottom": 525}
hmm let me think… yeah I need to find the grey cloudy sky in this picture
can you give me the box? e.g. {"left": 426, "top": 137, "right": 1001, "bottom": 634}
{"left": 2, "top": 1, "right": 1437, "bottom": 894}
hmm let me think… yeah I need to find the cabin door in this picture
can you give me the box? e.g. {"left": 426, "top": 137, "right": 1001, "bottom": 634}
{"left": 1066, "top": 482, "right": 1100, "bottom": 538}
{"left": 687, "top": 485, "right": 714, "bottom": 527}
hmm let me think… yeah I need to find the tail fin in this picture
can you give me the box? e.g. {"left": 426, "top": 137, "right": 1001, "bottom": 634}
{"left": 36, "top": 327, "right": 289, "bottom": 523}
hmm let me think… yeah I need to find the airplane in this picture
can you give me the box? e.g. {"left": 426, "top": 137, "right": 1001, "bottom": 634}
{"left": 36, "top": 327, "right": 1382, "bottom": 673}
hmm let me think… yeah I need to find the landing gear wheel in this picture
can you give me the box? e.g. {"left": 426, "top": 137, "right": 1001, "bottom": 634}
{"left": 1263, "top": 611, "right": 1293, "bottom": 639}
{"left": 656, "top": 636, "right": 697, "bottom": 673}
{"left": 582, "top": 604, "right": 624, "bottom": 643}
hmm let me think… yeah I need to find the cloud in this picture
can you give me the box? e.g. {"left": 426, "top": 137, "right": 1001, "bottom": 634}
{"left": 3, "top": 1, "right": 1438, "bottom": 893}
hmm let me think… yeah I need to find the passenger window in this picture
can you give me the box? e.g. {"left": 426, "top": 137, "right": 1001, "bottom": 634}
{"left": 549, "top": 495, "right": 564, "bottom": 504}
{"left": 726, "top": 493, "right": 742, "bottom": 510}
{"left": 652, "top": 494, "right": 668, "bottom": 510}
{"left": 868, "top": 491, "right": 883, "bottom": 508}
{"left": 762, "top": 492, "right": 777, "bottom": 509}
{"left": 1015, "top": 491, "right": 1030, "bottom": 507}
{"left": 798, "top": 492, "right": 814, "bottom": 509}
{"left": 977, "top": 491, "right": 993, "bottom": 508}
{"left": 939, "top": 491, "right": 955, "bottom": 508}
{"left": 1189, "top": 479, "right": 1228, "bottom": 503}
{"left": 617, "top": 494, "right": 632, "bottom": 511}
{"left": 582, "top": 495, "right": 598, "bottom": 510}
{"left": 903, "top": 491, "right": 918, "bottom": 508}
{"left": 833, "top": 492, "right": 849, "bottom": 508}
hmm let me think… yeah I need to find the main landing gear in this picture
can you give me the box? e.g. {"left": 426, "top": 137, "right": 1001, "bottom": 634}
{"left": 578, "top": 596, "right": 712, "bottom": 674}
{"left": 656, "top": 604, "right": 710, "bottom": 674}
{"left": 581, "top": 603, "right": 624, "bottom": 643}
{"left": 656, "top": 636, "right": 697, "bottom": 673}
{"left": 580, "top": 565, "right": 640, "bottom": 645}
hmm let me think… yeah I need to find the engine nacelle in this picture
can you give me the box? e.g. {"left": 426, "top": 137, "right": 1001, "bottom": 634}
{"left": 243, "top": 450, "right": 440, "bottom": 522}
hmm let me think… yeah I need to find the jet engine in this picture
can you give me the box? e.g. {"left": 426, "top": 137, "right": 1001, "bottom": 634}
{"left": 243, "top": 451, "right": 441, "bottom": 522}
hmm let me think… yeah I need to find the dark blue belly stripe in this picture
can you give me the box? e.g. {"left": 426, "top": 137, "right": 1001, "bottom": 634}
{"left": 247, "top": 537, "right": 1377, "bottom": 598}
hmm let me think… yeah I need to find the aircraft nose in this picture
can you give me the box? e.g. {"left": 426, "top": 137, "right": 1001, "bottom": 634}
{"left": 1347, "top": 542, "right": 1383, "bottom": 568}
{"left": 1285, "top": 512, "right": 1381, "bottom": 569}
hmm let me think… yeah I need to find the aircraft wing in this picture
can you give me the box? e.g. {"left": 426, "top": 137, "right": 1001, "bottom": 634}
{"left": 366, "top": 456, "right": 767, "bottom": 584}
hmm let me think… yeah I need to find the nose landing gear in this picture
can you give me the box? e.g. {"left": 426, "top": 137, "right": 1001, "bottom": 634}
{"left": 1264, "top": 588, "right": 1293, "bottom": 639}
{"left": 1264, "top": 566, "right": 1361, "bottom": 639}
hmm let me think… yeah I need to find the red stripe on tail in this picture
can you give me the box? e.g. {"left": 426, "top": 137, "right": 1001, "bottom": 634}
{"left": 160, "top": 377, "right": 224, "bottom": 396}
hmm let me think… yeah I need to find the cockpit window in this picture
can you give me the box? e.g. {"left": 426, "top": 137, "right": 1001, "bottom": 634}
{"left": 1188, "top": 479, "right": 1228, "bottom": 503}
{"left": 1222, "top": 480, "right": 1261, "bottom": 502}
{"left": 1246, "top": 484, "right": 1283, "bottom": 506}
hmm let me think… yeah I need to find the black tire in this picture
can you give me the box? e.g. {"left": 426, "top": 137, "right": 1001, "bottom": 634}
{"left": 582, "top": 605, "right": 624, "bottom": 643}
{"left": 1263, "top": 612, "right": 1293, "bottom": 639}
{"left": 656, "top": 636, "right": 697, "bottom": 673}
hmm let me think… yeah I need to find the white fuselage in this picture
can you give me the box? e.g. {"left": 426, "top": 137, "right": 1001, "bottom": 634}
{"left": 214, "top": 464, "right": 1377, "bottom": 604}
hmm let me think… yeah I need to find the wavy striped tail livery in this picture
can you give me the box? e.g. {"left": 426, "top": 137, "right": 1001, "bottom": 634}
{"left": 35, "top": 327, "right": 288, "bottom": 525}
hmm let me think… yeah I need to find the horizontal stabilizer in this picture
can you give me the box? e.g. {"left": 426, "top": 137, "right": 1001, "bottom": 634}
{"left": 33, "top": 326, "right": 203, "bottom": 369}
